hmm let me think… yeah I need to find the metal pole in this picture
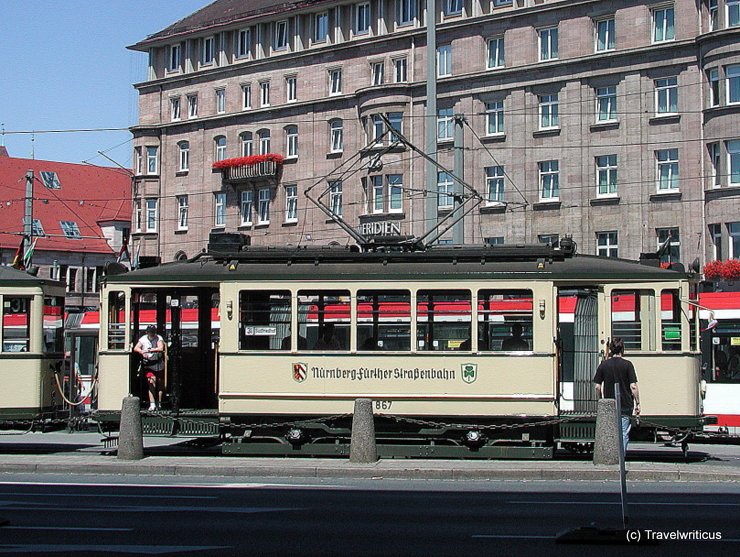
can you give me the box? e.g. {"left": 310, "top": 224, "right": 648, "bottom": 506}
{"left": 615, "top": 385, "right": 629, "bottom": 527}
{"left": 452, "top": 115, "right": 464, "bottom": 245}
{"left": 424, "top": 0, "right": 438, "bottom": 239}
{"left": 24, "top": 170, "right": 34, "bottom": 266}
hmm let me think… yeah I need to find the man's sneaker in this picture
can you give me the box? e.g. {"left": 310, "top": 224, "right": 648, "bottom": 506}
{"left": 148, "top": 403, "right": 156, "bottom": 411}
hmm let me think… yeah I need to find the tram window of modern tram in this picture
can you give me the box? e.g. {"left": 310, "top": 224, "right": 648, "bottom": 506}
{"left": 239, "top": 290, "right": 291, "bottom": 351}
{"left": 297, "top": 290, "right": 351, "bottom": 351}
{"left": 2, "top": 296, "right": 31, "bottom": 352}
{"left": 477, "top": 290, "right": 533, "bottom": 351}
{"left": 416, "top": 290, "right": 471, "bottom": 351}
{"left": 357, "top": 290, "right": 411, "bottom": 351}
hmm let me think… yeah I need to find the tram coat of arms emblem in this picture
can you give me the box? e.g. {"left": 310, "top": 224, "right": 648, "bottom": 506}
{"left": 293, "top": 362, "right": 308, "bottom": 383}
{"left": 461, "top": 363, "right": 477, "bottom": 384}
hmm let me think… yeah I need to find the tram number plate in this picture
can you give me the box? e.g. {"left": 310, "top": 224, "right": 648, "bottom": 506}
{"left": 375, "top": 401, "right": 393, "bottom": 411}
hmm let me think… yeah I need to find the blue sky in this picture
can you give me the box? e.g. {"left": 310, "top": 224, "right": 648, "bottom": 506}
{"left": 1, "top": 0, "right": 207, "bottom": 167}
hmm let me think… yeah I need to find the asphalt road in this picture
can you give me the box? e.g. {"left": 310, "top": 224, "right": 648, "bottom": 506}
{"left": 0, "top": 479, "right": 738, "bottom": 556}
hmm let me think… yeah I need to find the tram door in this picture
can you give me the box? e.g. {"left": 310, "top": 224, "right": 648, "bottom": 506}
{"left": 132, "top": 288, "right": 219, "bottom": 411}
{"left": 558, "top": 290, "right": 600, "bottom": 414}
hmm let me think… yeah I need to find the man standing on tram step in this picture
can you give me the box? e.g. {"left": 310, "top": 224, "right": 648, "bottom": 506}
{"left": 593, "top": 337, "right": 640, "bottom": 453}
{"left": 134, "top": 325, "right": 165, "bottom": 411}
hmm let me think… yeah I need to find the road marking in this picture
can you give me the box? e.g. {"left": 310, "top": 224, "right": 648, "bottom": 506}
{"left": 508, "top": 501, "right": 740, "bottom": 507}
{"left": 472, "top": 534, "right": 552, "bottom": 540}
{"left": 0, "top": 545, "right": 230, "bottom": 554}
{"left": 0, "top": 481, "right": 347, "bottom": 491}
{"left": 0, "top": 502, "right": 301, "bottom": 514}
{"left": 4, "top": 526, "right": 133, "bottom": 532}
{"left": 4, "top": 492, "right": 216, "bottom": 500}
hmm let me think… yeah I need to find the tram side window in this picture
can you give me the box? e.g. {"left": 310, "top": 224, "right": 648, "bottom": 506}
{"left": 43, "top": 296, "right": 64, "bottom": 353}
{"left": 611, "top": 290, "right": 654, "bottom": 351}
{"left": 661, "top": 289, "right": 681, "bottom": 351}
{"left": 478, "top": 290, "right": 533, "bottom": 352}
{"left": 416, "top": 290, "right": 471, "bottom": 351}
{"left": 298, "top": 290, "right": 350, "bottom": 351}
{"left": 239, "top": 290, "right": 291, "bottom": 351}
{"left": 2, "top": 296, "right": 31, "bottom": 352}
{"left": 712, "top": 336, "right": 740, "bottom": 383}
{"left": 107, "top": 291, "right": 126, "bottom": 350}
{"left": 357, "top": 290, "right": 411, "bottom": 351}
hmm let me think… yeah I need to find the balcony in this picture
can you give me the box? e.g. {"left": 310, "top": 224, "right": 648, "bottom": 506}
{"left": 213, "top": 154, "right": 283, "bottom": 184}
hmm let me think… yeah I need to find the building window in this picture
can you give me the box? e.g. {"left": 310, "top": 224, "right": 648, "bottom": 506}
{"left": 437, "top": 108, "right": 454, "bottom": 141}
{"left": 371, "top": 61, "right": 384, "bottom": 85}
{"left": 370, "top": 175, "right": 384, "bottom": 213}
{"left": 40, "top": 171, "right": 61, "bottom": 189}
{"left": 386, "top": 112, "right": 403, "bottom": 143}
{"left": 214, "top": 192, "right": 226, "bottom": 227}
{"left": 708, "top": 68, "right": 720, "bottom": 107}
{"left": 539, "top": 27, "right": 558, "bottom": 61}
{"left": 398, "top": 0, "right": 417, "bottom": 25}
{"left": 371, "top": 114, "right": 385, "bottom": 144}
{"left": 728, "top": 0, "right": 740, "bottom": 27}
{"left": 388, "top": 174, "right": 403, "bottom": 212}
{"left": 539, "top": 94, "right": 559, "bottom": 129}
{"left": 32, "top": 219, "right": 45, "bottom": 237}
{"left": 393, "top": 57, "right": 407, "bottom": 82}
{"left": 216, "top": 89, "right": 226, "bottom": 114}
{"left": 709, "top": 142, "right": 721, "bottom": 187}
{"left": 135, "top": 147, "right": 143, "bottom": 175}
{"left": 709, "top": 0, "right": 719, "bottom": 31}
{"left": 355, "top": 3, "right": 371, "bottom": 35}
{"left": 259, "top": 129, "right": 271, "bottom": 154}
{"left": 487, "top": 36, "right": 504, "bottom": 69}
{"left": 486, "top": 101, "right": 504, "bottom": 135}
{"left": 597, "top": 231, "right": 619, "bottom": 258}
{"left": 260, "top": 81, "right": 270, "bottom": 107}
{"left": 539, "top": 160, "right": 559, "bottom": 201}
{"left": 437, "top": 44, "right": 452, "bottom": 77}
{"left": 187, "top": 94, "right": 198, "bottom": 118}
{"left": 178, "top": 141, "right": 189, "bottom": 172}
{"left": 177, "top": 195, "right": 188, "bottom": 230}
{"left": 330, "top": 119, "right": 344, "bottom": 152}
{"left": 538, "top": 233, "right": 559, "bottom": 246}
{"left": 709, "top": 223, "right": 722, "bottom": 260}
{"left": 329, "top": 68, "right": 343, "bottom": 95}
{"left": 445, "top": 0, "right": 463, "bottom": 16}
{"left": 241, "top": 190, "right": 253, "bottom": 225}
{"left": 134, "top": 199, "right": 142, "bottom": 232}
{"left": 656, "top": 149, "right": 679, "bottom": 191}
{"left": 286, "top": 76, "right": 297, "bottom": 102}
{"left": 275, "top": 20, "right": 288, "bottom": 51}
{"left": 146, "top": 146, "right": 158, "bottom": 175}
{"left": 242, "top": 83, "right": 252, "bottom": 109}
{"left": 655, "top": 77, "right": 678, "bottom": 115}
{"left": 485, "top": 166, "right": 505, "bottom": 204}
{"left": 437, "top": 172, "right": 454, "bottom": 209}
{"left": 170, "top": 97, "right": 181, "bottom": 121}
{"left": 596, "top": 86, "right": 617, "bottom": 121}
{"left": 258, "top": 188, "right": 271, "bottom": 224}
{"left": 657, "top": 227, "right": 680, "bottom": 263}
{"left": 202, "top": 36, "right": 215, "bottom": 65}
{"left": 167, "top": 43, "right": 181, "bottom": 71}
{"left": 285, "top": 185, "right": 298, "bottom": 222}
{"left": 60, "top": 221, "right": 82, "bottom": 239}
{"left": 330, "top": 181, "right": 343, "bottom": 216}
{"left": 730, "top": 222, "right": 740, "bottom": 258}
{"left": 652, "top": 5, "right": 675, "bottom": 43}
{"left": 240, "top": 132, "right": 253, "bottom": 157}
{"left": 286, "top": 125, "right": 298, "bottom": 159}
{"left": 237, "top": 28, "right": 251, "bottom": 58}
{"left": 595, "top": 17, "right": 615, "bottom": 51}
{"left": 315, "top": 12, "right": 328, "bottom": 42}
{"left": 596, "top": 155, "right": 618, "bottom": 196}
{"left": 728, "top": 140, "right": 740, "bottom": 185}
{"left": 215, "top": 136, "right": 227, "bottom": 161}
{"left": 727, "top": 65, "right": 740, "bottom": 104}
{"left": 145, "top": 199, "right": 157, "bottom": 233}
{"left": 485, "top": 236, "right": 504, "bottom": 245}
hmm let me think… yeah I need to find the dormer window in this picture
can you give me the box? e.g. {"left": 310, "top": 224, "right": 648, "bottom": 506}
{"left": 32, "top": 219, "right": 45, "bottom": 237}
{"left": 167, "top": 44, "right": 181, "bottom": 71}
{"left": 60, "top": 221, "right": 82, "bottom": 239}
{"left": 40, "top": 171, "right": 61, "bottom": 189}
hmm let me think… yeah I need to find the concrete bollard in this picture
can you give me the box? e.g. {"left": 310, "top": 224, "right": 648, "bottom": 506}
{"left": 593, "top": 398, "right": 620, "bottom": 465}
{"left": 349, "top": 398, "right": 378, "bottom": 463}
{"left": 117, "top": 396, "right": 144, "bottom": 460}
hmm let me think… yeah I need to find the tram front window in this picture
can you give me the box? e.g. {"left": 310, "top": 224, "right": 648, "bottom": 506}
{"left": 357, "top": 290, "right": 411, "bottom": 351}
{"left": 416, "top": 290, "right": 471, "bottom": 351}
{"left": 239, "top": 290, "right": 291, "bottom": 351}
{"left": 2, "top": 296, "right": 31, "bottom": 352}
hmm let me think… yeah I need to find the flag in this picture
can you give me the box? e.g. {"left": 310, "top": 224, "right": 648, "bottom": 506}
{"left": 11, "top": 235, "right": 26, "bottom": 270}
{"left": 117, "top": 239, "right": 130, "bottom": 263}
{"left": 22, "top": 238, "right": 37, "bottom": 268}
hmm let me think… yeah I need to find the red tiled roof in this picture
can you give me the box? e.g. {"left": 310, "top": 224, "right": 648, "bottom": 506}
{"left": 0, "top": 155, "right": 131, "bottom": 255}
{"left": 129, "top": 0, "right": 331, "bottom": 50}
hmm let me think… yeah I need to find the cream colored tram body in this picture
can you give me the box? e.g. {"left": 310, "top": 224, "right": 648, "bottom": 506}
{"left": 97, "top": 244, "right": 707, "bottom": 457}
{"left": 0, "top": 266, "right": 66, "bottom": 426}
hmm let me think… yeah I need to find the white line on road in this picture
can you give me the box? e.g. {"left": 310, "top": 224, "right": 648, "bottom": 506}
{"left": 4, "top": 526, "right": 133, "bottom": 532}
{"left": 0, "top": 545, "right": 231, "bottom": 554}
{"left": 3, "top": 492, "right": 216, "bottom": 500}
{"left": 472, "top": 534, "right": 552, "bottom": 540}
{"left": 0, "top": 502, "right": 302, "bottom": 514}
{"left": 508, "top": 501, "right": 740, "bottom": 507}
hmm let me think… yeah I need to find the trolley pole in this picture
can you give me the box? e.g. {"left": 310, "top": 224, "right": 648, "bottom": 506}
{"left": 452, "top": 115, "right": 464, "bottom": 245}
{"left": 24, "top": 170, "right": 34, "bottom": 267}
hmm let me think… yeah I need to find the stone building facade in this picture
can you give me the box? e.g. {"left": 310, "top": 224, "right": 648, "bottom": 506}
{"left": 129, "top": 0, "right": 740, "bottom": 266}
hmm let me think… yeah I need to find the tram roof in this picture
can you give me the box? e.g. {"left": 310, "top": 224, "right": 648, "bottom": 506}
{"left": 104, "top": 247, "right": 691, "bottom": 285}
{"left": 0, "top": 265, "right": 64, "bottom": 288}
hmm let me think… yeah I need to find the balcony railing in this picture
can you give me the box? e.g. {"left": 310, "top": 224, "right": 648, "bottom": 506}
{"left": 213, "top": 154, "right": 283, "bottom": 183}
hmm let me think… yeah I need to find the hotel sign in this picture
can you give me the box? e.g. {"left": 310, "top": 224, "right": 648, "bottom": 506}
{"left": 358, "top": 221, "right": 402, "bottom": 237}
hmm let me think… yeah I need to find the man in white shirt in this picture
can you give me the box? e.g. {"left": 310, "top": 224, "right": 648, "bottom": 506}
{"left": 134, "top": 325, "right": 165, "bottom": 411}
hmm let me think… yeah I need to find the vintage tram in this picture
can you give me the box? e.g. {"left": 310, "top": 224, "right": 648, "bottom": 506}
{"left": 0, "top": 266, "right": 65, "bottom": 426}
{"left": 95, "top": 241, "right": 710, "bottom": 457}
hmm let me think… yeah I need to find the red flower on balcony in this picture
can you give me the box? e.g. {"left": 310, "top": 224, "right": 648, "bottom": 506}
{"left": 721, "top": 259, "right": 740, "bottom": 280}
{"left": 212, "top": 154, "right": 284, "bottom": 170}
{"left": 703, "top": 260, "right": 723, "bottom": 280}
